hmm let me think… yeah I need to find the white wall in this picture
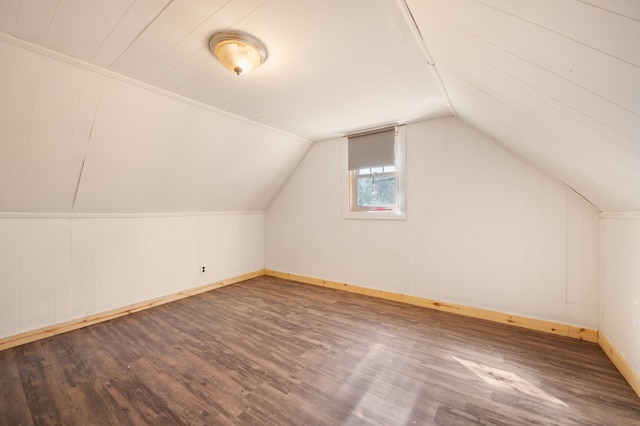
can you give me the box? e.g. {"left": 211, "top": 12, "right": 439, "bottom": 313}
{"left": 266, "top": 117, "right": 600, "bottom": 328}
{"left": 0, "top": 39, "right": 311, "bottom": 214}
{"left": 601, "top": 214, "right": 640, "bottom": 374}
{"left": 0, "top": 212, "right": 264, "bottom": 339}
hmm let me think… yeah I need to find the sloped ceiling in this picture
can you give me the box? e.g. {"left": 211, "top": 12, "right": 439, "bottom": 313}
{"left": 0, "top": 0, "right": 638, "bottom": 213}
{"left": 406, "top": 0, "right": 640, "bottom": 212}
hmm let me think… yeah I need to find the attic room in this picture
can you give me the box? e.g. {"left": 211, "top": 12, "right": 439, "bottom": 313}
{"left": 0, "top": 0, "right": 639, "bottom": 424}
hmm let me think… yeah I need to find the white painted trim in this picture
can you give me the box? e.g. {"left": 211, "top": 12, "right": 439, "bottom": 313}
{"left": 599, "top": 211, "right": 640, "bottom": 220}
{"left": 0, "top": 211, "right": 265, "bottom": 219}
{"left": 0, "top": 34, "right": 310, "bottom": 144}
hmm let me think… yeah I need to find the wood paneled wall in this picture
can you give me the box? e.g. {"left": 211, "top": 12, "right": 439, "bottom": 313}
{"left": 266, "top": 117, "right": 600, "bottom": 329}
{"left": 0, "top": 212, "right": 264, "bottom": 339}
{"left": 601, "top": 213, "right": 640, "bottom": 394}
{"left": 0, "top": 39, "right": 311, "bottom": 214}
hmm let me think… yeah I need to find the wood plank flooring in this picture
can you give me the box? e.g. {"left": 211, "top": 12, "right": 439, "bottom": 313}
{"left": 1, "top": 275, "right": 639, "bottom": 425}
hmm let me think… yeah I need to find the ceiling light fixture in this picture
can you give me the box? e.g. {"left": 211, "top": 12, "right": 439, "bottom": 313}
{"left": 209, "top": 31, "right": 267, "bottom": 76}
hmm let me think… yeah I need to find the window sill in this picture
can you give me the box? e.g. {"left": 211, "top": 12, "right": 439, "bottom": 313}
{"left": 343, "top": 210, "right": 406, "bottom": 220}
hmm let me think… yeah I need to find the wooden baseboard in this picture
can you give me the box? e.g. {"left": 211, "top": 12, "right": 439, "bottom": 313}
{"left": 4, "top": 267, "right": 637, "bottom": 398}
{"left": 599, "top": 333, "right": 640, "bottom": 397}
{"left": 0, "top": 269, "right": 265, "bottom": 352}
{"left": 264, "top": 270, "right": 599, "bottom": 343}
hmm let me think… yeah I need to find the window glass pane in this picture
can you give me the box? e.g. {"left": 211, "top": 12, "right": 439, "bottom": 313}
{"left": 356, "top": 174, "right": 396, "bottom": 207}
{"left": 384, "top": 165, "right": 396, "bottom": 172}
{"left": 358, "top": 168, "right": 371, "bottom": 175}
{"left": 370, "top": 166, "right": 384, "bottom": 173}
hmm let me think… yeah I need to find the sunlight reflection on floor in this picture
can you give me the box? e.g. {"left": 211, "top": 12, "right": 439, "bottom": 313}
{"left": 454, "top": 356, "right": 568, "bottom": 407}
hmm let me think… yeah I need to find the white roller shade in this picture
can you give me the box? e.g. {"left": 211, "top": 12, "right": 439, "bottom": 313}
{"left": 348, "top": 128, "right": 395, "bottom": 170}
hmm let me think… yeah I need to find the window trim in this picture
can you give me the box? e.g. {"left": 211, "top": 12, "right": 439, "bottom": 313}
{"left": 342, "top": 125, "right": 406, "bottom": 220}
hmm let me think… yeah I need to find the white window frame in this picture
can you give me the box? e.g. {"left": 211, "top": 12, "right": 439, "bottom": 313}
{"left": 342, "top": 125, "right": 406, "bottom": 220}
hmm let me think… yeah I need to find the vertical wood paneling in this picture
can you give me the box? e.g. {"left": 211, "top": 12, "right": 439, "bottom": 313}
{"left": 504, "top": 156, "right": 529, "bottom": 313}
{"left": 70, "top": 219, "right": 93, "bottom": 318}
{"left": 103, "top": 219, "right": 126, "bottom": 308}
{"left": 91, "top": 219, "right": 109, "bottom": 312}
{"left": 452, "top": 125, "right": 479, "bottom": 303}
{"left": 0, "top": 212, "right": 264, "bottom": 339}
{"left": 523, "top": 161, "right": 544, "bottom": 315}
{"left": 0, "top": 42, "right": 10, "bottom": 202}
{"left": 475, "top": 140, "right": 508, "bottom": 309}
{"left": 197, "top": 215, "right": 216, "bottom": 285}
{"left": 65, "top": 71, "right": 103, "bottom": 209}
{"left": 174, "top": 216, "right": 198, "bottom": 293}
{"left": 602, "top": 217, "right": 640, "bottom": 374}
{"left": 0, "top": 219, "right": 20, "bottom": 337}
{"left": 111, "top": 91, "right": 166, "bottom": 212}
{"left": 21, "top": 56, "right": 85, "bottom": 212}
{"left": 122, "top": 218, "right": 151, "bottom": 303}
{"left": 71, "top": 78, "right": 132, "bottom": 212}
{"left": 0, "top": 41, "right": 310, "bottom": 214}
{"left": 266, "top": 117, "right": 600, "bottom": 328}
{"left": 54, "top": 219, "right": 72, "bottom": 324}
{"left": 149, "top": 217, "right": 176, "bottom": 297}
{"left": 19, "top": 219, "right": 57, "bottom": 331}
{"left": 416, "top": 121, "right": 457, "bottom": 300}
{"left": 197, "top": 214, "right": 265, "bottom": 284}
{"left": 565, "top": 192, "right": 599, "bottom": 327}
{"left": 1, "top": 46, "right": 37, "bottom": 210}
{"left": 541, "top": 180, "right": 567, "bottom": 320}
{"left": 583, "top": 210, "right": 600, "bottom": 326}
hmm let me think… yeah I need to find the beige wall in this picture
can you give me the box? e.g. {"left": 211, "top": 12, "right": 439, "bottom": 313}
{"left": 0, "top": 212, "right": 264, "bottom": 339}
{"left": 601, "top": 214, "right": 640, "bottom": 375}
{"left": 266, "top": 117, "right": 600, "bottom": 328}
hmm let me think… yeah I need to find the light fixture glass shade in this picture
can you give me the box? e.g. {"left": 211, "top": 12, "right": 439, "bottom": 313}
{"left": 209, "top": 31, "right": 267, "bottom": 75}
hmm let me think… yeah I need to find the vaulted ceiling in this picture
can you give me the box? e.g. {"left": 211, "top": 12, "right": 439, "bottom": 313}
{"left": 0, "top": 0, "right": 638, "bottom": 213}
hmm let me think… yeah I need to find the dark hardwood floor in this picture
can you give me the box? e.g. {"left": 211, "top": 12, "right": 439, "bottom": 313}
{"left": 1, "top": 275, "right": 639, "bottom": 425}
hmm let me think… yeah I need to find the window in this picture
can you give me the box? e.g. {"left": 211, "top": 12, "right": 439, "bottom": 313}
{"left": 343, "top": 126, "right": 406, "bottom": 220}
{"left": 350, "top": 165, "right": 397, "bottom": 211}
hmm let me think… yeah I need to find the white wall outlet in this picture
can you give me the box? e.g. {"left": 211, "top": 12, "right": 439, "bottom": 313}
{"left": 200, "top": 265, "right": 206, "bottom": 274}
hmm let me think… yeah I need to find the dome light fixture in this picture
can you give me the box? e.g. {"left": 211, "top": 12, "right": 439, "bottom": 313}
{"left": 209, "top": 31, "right": 267, "bottom": 76}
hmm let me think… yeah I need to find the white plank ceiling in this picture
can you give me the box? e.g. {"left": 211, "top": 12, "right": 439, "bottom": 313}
{"left": 0, "top": 0, "right": 638, "bottom": 212}
{"left": 406, "top": 0, "right": 640, "bottom": 212}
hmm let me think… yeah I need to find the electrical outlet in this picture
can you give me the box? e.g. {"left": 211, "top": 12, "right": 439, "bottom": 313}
{"left": 201, "top": 266, "right": 206, "bottom": 274}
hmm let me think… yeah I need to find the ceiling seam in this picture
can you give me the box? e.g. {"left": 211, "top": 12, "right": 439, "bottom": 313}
{"left": 434, "top": 39, "right": 640, "bottom": 155}
{"left": 576, "top": 0, "right": 640, "bottom": 23}
{"left": 41, "top": 0, "right": 62, "bottom": 45}
{"left": 472, "top": 0, "right": 640, "bottom": 69}
{"left": 133, "top": 0, "right": 235, "bottom": 81}
{"left": 396, "top": 0, "right": 457, "bottom": 118}
{"left": 421, "top": 9, "right": 640, "bottom": 120}
{"left": 88, "top": 0, "right": 138, "bottom": 64}
{"left": 104, "top": 0, "right": 175, "bottom": 70}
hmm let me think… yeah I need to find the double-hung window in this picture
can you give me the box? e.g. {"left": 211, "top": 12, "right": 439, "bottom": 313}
{"left": 343, "top": 126, "right": 406, "bottom": 219}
